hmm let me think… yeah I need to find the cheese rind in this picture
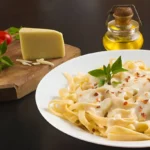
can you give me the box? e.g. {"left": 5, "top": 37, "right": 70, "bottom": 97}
{"left": 19, "top": 28, "right": 65, "bottom": 60}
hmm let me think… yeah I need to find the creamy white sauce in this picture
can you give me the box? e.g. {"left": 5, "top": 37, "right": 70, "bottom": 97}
{"left": 76, "top": 61, "right": 150, "bottom": 122}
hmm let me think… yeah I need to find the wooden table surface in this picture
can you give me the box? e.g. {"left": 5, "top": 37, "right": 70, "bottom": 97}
{"left": 0, "top": 0, "right": 150, "bottom": 150}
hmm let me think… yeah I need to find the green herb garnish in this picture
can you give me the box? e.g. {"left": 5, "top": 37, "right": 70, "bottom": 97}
{"left": 98, "top": 78, "right": 105, "bottom": 87}
{"left": 112, "top": 81, "right": 121, "bottom": 87}
{"left": 0, "top": 41, "right": 13, "bottom": 71}
{"left": 8, "top": 27, "right": 21, "bottom": 40}
{"left": 88, "top": 56, "right": 128, "bottom": 87}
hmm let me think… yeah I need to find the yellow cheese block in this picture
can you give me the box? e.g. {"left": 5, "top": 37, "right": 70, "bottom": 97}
{"left": 19, "top": 28, "right": 65, "bottom": 60}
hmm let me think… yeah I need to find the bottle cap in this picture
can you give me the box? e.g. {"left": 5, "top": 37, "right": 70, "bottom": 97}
{"left": 113, "top": 7, "right": 133, "bottom": 25}
{"left": 114, "top": 7, "right": 133, "bottom": 17}
{"left": 106, "top": 5, "right": 142, "bottom": 26}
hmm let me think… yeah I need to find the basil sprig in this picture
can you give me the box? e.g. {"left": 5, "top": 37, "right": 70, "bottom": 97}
{"left": 8, "top": 27, "right": 21, "bottom": 40}
{"left": 0, "top": 41, "right": 13, "bottom": 71}
{"left": 88, "top": 56, "right": 128, "bottom": 87}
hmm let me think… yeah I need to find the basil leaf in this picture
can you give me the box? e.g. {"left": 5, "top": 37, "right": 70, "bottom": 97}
{"left": 103, "top": 65, "right": 107, "bottom": 75}
{"left": 15, "top": 34, "right": 20, "bottom": 40}
{"left": 0, "top": 41, "right": 7, "bottom": 56}
{"left": 0, "top": 63, "right": 8, "bottom": 70}
{"left": 88, "top": 69, "right": 105, "bottom": 77}
{"left": 98, "top": 79, "right": 105, "bottom": 87}
{"left": 111, "top": 56, "right": 122, "bottom": 71}
{"left": 107, "top": 64, "right": 111, "bottom": 73}
{"left": 0, "top": 65, "right": 2, "bottom": 71}
{"left": 88, "top": 56, "right": 128, "bottom": 86}
{"left": 112, "top": 68, "right": 128, "bottom": 74}
{"left": 0, "top": 56, "right": 13, "bottom": 67}
{"left": 106, "top": 64, "right": 111, "bottom": 84}
{"left": 112, "top": 81, "right": 121, "bottom": 87}
{"left": 8, "top": 27, "right": 20, "bottom": 35}
{"left": 106, "top": 64, "right": 111, "bottom": 77}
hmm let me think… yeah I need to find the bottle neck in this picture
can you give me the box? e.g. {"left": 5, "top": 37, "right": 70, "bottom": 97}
{"left": 113, "top": 14, "right": 133, "bottom": 26}
{"left": 107, "top": 20, "right": 140, "bottom": 42}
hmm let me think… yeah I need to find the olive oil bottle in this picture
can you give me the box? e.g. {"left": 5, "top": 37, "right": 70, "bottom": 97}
{"left": 103, "top": 5, "right": 144, "bottom": 50}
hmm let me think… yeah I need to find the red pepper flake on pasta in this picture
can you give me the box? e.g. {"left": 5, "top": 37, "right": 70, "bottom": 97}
{"left": 92, "top": 128, "right": 96, "bottom": 132}
{"left": 136, "top": 72, "right": 140, "bottom": 77}
{"left": 122, "top": 84, "right": 125, "bottom": 87}
{"left": 147, "top": 78, "right": 150, "bottom": 82}
{"left": 123, "top": 101, "right": 128, "bottom": 105}
{"left": 142, "top": 99, "right": 149, "bottom": 104}
{"left": 96, "top": 106, "right": 101, "bottom": 108}
{"left": 141, "top": 112, "right": 147, "bottom": 119}
{"left": 94, "top": 92, "right": 99, "bottom": 96}
{"left": 125, "top": 76, "right": 130, "bottom": 82}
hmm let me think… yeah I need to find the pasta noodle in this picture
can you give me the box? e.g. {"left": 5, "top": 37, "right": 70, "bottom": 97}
{"left": 48, "top": 59, "right": 150, "bottom": 141}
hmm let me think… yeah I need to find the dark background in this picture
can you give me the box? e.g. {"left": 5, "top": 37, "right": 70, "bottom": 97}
{"left": 0, "top": 0, "right": 150, "bottom": 150}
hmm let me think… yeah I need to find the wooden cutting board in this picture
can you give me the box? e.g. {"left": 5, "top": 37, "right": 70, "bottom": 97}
{"left": 0, "top": 40, "right": 81, "bottom": 101}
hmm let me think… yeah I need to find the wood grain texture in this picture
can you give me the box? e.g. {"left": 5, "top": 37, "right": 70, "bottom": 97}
{"left": 0, "top": 40, "right": 81, "bottom": 101}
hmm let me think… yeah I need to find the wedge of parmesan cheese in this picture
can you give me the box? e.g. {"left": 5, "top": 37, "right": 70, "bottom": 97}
{"left": 19, "top": 28, "right": 65, "bottom": 60}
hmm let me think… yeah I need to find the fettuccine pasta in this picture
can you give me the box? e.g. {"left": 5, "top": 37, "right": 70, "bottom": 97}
{"left": 48, "top": 59, "right": 150, "bottom": 141}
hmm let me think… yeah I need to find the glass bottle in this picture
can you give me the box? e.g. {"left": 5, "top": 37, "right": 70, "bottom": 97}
{"left": 103, "top": 5, "right": 144, "bottom": 50}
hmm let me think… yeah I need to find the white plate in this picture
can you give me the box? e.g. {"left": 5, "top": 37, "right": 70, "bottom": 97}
{"left": 36, "top": 50, "right": 150, "bottom": 148}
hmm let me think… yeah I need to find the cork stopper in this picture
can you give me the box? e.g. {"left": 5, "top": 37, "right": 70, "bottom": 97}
{"left": 113, "top": 7, "right": 133, "bottom": 25}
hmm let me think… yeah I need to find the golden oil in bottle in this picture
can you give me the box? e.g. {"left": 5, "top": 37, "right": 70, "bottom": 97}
{"left": 103, "top": 5, "right": 144, "bottom": 50}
